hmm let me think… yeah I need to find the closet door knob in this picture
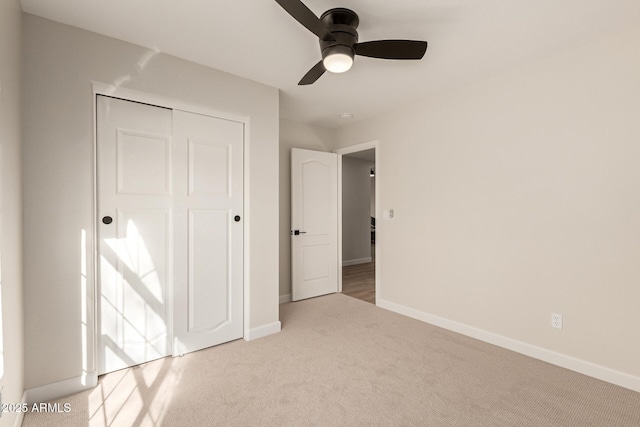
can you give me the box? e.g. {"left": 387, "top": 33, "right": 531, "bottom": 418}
{"left": 234, "top": 215, "right": 241, "bottom": 222}
{"left": 102, "top": 216, "right": 113, "bottom": 225}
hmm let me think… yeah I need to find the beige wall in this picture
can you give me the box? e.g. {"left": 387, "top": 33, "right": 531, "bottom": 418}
{"left": 279, "top": 119, "right": 333, "bottom": 299}
{"left": 0, "top": 0, "right": 24, "bottom": 425}
{"left": 22, "top": 14, "right": 279, "bottom": 393}
{"left": 334, "top": 26, "right": 640, "bottom": 380}
{"left": 342, "top": 156, "right": 373, "bottom": 264}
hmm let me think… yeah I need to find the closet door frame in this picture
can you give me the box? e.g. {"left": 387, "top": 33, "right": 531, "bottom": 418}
{"left": 91, "top": 83, "right": 250, "bottom": 373}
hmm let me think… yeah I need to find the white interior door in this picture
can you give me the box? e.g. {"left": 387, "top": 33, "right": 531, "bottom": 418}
{"left": 172, "top": 109, "right": 244, "bottom": 355}
{"left": 97, "top": 96, "right": 244, "bottom": 373}
{"left": 97, "top": 96, "right": 173, "bottom": 374}
{"left": 291, "top": 148, "right": 338, "bottom": 301}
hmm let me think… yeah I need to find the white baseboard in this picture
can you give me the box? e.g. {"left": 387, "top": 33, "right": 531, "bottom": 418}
{"left": 25, "top": 372, "right": 98, "bottom": 404}
{"left": 10, "top": 392, "right": 27, "bottom": 427}
{"left": 342, "top": 257, "right": 372, "bottom": 267}
{"left": 279, "top": 294, "right": 292, "bottom": 304}
{"left": 377, "top": 298, "right": 640, "bottom": 393}
{"left": 244, "top": 321, "right": 281, "bottom": 341}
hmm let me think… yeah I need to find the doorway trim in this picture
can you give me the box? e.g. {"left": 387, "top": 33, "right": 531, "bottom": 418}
{"left": 91, "top": 82, "right": 250, "bottom": 375}
{"left": 334, "top": 140, "right": 380, "bottom": 303}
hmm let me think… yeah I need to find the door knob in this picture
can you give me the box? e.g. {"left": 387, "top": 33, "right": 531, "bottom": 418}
{"left": 292, "top": 230, "right": 307, "bottom": 235}
{"left": 234, "top": 215, "right": 241, "bottom": 222}
{"left": 102, "top": 216, "right": 113, "bottom": 225}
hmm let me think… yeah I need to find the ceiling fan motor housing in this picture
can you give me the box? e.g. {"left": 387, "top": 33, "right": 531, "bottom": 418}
{"left": 319, "top": 8, "right": 359, "bottom": 60}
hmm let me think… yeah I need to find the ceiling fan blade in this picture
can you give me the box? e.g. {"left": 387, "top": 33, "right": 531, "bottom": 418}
{"left": 355, "top": 40, "right": 427, "bottom": 60}
{"left": 298, "top": 60, "right": 326, "bottom": 85}
{"left": 275, "top": 0, "right": 335, "bottom": 41}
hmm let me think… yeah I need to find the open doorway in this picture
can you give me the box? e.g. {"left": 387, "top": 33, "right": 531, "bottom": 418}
{"left": 338, "top": 146, "right": 377, "bottom": 304}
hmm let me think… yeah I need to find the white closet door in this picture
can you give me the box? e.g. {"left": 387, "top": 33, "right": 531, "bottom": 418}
{"left": 97, "top": 96, "right": 244, "bottom": 374}
{"left": 172, "top": 109, "right": 244, "bottom": 356}
{"left": 97, "top": 95, "right": 173, "bottom": 374}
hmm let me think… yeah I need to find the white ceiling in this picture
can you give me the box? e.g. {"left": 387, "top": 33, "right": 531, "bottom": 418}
{"left": 20, "top": 0, "right": 640, "bottom": 128}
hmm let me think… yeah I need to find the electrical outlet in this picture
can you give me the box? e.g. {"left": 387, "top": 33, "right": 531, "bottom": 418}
{"left": 551, "top": 313, "right": 563, "bottom": 329}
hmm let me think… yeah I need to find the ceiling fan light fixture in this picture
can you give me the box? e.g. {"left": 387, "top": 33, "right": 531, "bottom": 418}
{"left": 323, "top": 53, "right": 353, "bottom": 73}
{"left": 322, "top": 45, "right": 354, "bottom": 73}
{"left": 275, "top": 1, "right": 428, "bottom": 85}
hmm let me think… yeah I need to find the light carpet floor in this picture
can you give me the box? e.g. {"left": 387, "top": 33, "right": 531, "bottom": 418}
{"left": 23, "top": 293, "right": 640, "bottom": 426}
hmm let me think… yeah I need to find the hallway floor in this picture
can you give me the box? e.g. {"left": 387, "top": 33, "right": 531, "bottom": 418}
{"left": 342, "top": 244, "right": 375, "bottom": 304}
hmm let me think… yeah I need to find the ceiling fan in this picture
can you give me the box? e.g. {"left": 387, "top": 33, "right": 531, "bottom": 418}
{"left": 275, "top": 0, "right": 428, "bottom": 85}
